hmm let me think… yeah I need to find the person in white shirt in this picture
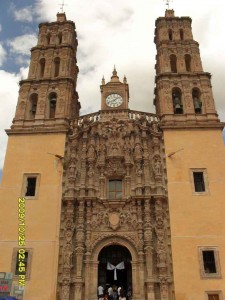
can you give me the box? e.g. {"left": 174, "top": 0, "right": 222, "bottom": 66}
{"left": 98, "top": 284, "right": 104, "bottom": 299}
{"left": 108, "top": 286, "right": 113, "bottom": 300}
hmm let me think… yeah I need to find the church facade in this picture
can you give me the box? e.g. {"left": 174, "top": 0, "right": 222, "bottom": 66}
{"left": 0, "top": 9, "right": 225, "bottom": 300}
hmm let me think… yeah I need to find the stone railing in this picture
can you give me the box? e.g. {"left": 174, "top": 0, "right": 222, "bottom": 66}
{"left": 77, "top": 109, "right": 158, "bottom": 126}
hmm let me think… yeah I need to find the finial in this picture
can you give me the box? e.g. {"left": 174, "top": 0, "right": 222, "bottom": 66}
{"left": 164, "top": 0, "right": 173, "bottom": 9}
{"left": 112, "top": 65, "right": 117, "bottom": 76}
{"left": 123, "top": 75, "right": 127, "bottom": 84}
{"left": 102, "top": 76, "right": 105, "bottom": 85}
{"left": 58, "top": 0, "right": 67, "bottom": 13}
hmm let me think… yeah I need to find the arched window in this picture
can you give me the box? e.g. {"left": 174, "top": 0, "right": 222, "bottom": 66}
{"left": 192, "top": 88, "right": 202, "bottom": 114}
{"left": 54, "top": 57, "right": 60, "bottom": 77}
{"left": 46, "top": 33, "right": 51, "bottom": 45}
{"left": 39, "top": 58, "right": 45, "bottom": 78}
{"left": 170, "top": 55, "right": 177, "bottom": 73}
{"left": 168, "top": 29, "right": 173, "bottom": 41}
{"left": 172, "top": 88, "right": 183, "bottom": 114}
{"left": 57, "top": 32, "right": 62, "bottom": 45}
{"left": 180, "top": 29, "right": 184, "bottom": 40}
{"left": 29, "top": 94, "right": 38, "bottom": 119}
{"left": 185, "top": 54, "right": 192, "bottom": 72}
{"left": 49, "top": 93, "right": 57, "bottom": 119}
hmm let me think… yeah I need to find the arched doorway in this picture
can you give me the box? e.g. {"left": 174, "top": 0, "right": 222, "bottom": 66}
{"left": 98, "top": 245, "right": 132, "bottom": 290}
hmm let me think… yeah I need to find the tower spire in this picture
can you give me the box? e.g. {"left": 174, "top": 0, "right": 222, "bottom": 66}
{"left": 113, "top": 65, "right": 117, "bottom": 76}
{"left": 164, "top": 0, "right": 173, "bottom": 9}
{"left": 58, "top": 0, "right": 67, "bottom": 13}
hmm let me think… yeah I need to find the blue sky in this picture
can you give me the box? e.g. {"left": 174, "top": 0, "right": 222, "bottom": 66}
{"left": 0, "top": 1, "right": 39, "bottom": 72}
{"left": 0, "top": 0, "right": 225, "bottom": 180}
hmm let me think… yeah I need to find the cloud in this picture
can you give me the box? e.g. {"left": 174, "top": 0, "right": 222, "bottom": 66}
{"left": 0, "top": 43, "right": 6, "bottom": 67}
{"left": 9, "top": 3, "right": 35, "bottom": 23}
{"left": 14, "top": 6, "right": 34, "bottom": 22}
{"left": 7, "top": 34, "right": 37, "bottom": 56}
{"left": 0, "top": 69, "right": 22, "bottom": 169}
{"left": 0, "top": 24, "right": 2, "bottom": 32}
{"left": 1, "top": 0, "right": 225, "bottom": 172}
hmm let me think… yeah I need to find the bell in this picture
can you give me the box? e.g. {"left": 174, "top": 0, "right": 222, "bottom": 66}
{"left": 175, "top": 103, "right": 183, "bottom": 114}
{"left": 50, "top": 98, "right": 56, "bottom": 107}
{"left": 31, "top": 104, "right": 37, "bottom": 113}
{"left": 194, "top": 98, "right": 202, "bottom": 113}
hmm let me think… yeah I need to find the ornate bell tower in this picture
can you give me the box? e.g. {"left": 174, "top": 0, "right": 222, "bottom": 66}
{"left": 0, "top": 13, "right": 80, "bottom": 300}
{"left": 12, "top": 12, "right": 80, "bottom": 132}
{"left": 155, "top": 10, "right": 225, "bottom": 300}
{"left": 154, "top": 9, "right": 220, "bottom": 127}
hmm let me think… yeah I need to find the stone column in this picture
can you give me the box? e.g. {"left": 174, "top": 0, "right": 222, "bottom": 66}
{"left": 131, "top": 261, "right": 139, "bottom": 300}
{"left": 143, "top": 198, "right": 155, "bottom": 300}
{"left": 136, "top": 199, "right": 145, "bottom": 300}
{"left": 74, "top": 200, "right": 85, "bottom": 300}
{"left": 155, "top": 197, "right": 169, "bottom": 300}
{"left": 60, "top": 200, "right": 75, "bottom": 300}
{"left": 90, "top": 261, "right": 99, "bottom": 300}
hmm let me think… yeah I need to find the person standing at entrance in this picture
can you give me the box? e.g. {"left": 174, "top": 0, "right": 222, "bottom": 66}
{"left": 119, "top": 287, "right": 126, "bottom": 300}
{"left": 98, "top": 284, "right": 104, "bottom": 299}
{"left": 108, "top": 285, "right": 113, "bottom": 300}
{"left": 112, "top": 285, "right": 118, "bottom": 300}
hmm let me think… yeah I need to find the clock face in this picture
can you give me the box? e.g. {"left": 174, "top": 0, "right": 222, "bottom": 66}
{"left": 106, "top": 93, "right": 123, "bottom": 107}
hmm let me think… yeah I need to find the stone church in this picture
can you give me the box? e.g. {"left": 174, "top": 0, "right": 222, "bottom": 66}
{"left": 0, "top": 8, "right": 225, "bottom": 300}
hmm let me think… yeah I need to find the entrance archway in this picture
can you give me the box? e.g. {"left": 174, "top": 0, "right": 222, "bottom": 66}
{"left": 98, "top": 245, "right": 132, "bottom": 290}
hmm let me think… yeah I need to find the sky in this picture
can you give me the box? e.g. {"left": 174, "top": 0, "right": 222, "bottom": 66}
{"left": 0, "top": 0, "right": 225, "bottom": 175}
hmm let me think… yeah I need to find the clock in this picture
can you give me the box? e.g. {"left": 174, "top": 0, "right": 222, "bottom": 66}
{"left": 106, "top": 93, "right": 123, "bottom": 107}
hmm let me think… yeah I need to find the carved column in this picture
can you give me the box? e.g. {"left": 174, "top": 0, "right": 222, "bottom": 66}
{"left": 84, "top": 199, "right": 92, "bottom": 298}
{"left": 136, "top": 199, "right": 145, "bottom": 300}
{"left": 60, "top": 200, "right": 75, "bottom": 300}
{"left": 143, "top": 199, "right": 155, "bottom": 300}
{"left": 155, "top": 197, "right": 169, "bottom": 300}
{"left": 143, "top": 139, "right": 151, "bottom": 196}
{"left": 74, "top": 200, "right": 85, "bottom": 300}
{"left": 90, "top": 261, "right": 99, "bottom": 300}
{"left": 80, "top": 136, "right": 87, "bottom": 196}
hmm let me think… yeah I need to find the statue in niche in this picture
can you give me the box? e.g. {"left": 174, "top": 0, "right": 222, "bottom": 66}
{"left": 136, "top": 165, "right": 142, "bottom": 185}
{"left": 68, "top": 161, "right": 76, "bottom": 176}
{"left": 87, "top": 145, "right": 95, "bottom": 160}
{"left": 157, "top": 243, "right": 167, "bottom": 264}
{"left": 110, "top": 141, "right": 120, "bottom": 156}
{"left": 134, "top": 143, "right": 142, "bottom": 159}
{"left": 153, "top": 157, "right": 162, "bottom": 176}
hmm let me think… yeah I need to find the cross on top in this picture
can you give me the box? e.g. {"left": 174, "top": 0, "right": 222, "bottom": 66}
{"left": 164, "top": 0, "right": 173, "bottom": 9}
{"left": 59, "top": 0, "right": 66, "bottom": 13}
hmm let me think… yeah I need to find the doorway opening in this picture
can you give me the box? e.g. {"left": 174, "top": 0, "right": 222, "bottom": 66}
{"left": 98, "top": 245, "right": 132, "bottom": 291}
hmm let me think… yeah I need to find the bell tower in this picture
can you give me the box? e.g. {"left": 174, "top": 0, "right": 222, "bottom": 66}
{"left": 12, "top": 12, "right": 80, "bottom": 132}
{"left": 154, "top": 9, "right": 220, "bottom": 127}
{"left": 0, "top": 13, "right": 80, "bottom": 299}
{"left": 155, "top": 10, "right": 225, "bottom": 300}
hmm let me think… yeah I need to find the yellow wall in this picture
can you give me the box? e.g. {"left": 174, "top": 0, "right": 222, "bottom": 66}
{"left": 164, "top": 129, "right": 225, "bottom": 300}
{"left": 0, "top": 133, "right": 66, "bottom": 300}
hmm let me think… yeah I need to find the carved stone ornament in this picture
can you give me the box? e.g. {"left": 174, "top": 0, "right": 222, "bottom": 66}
{"left": 105, "top": 158, "right": 126, "bottom": 177}
{"left": 108, "top": 212, "right": 120, "bottom": 230}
